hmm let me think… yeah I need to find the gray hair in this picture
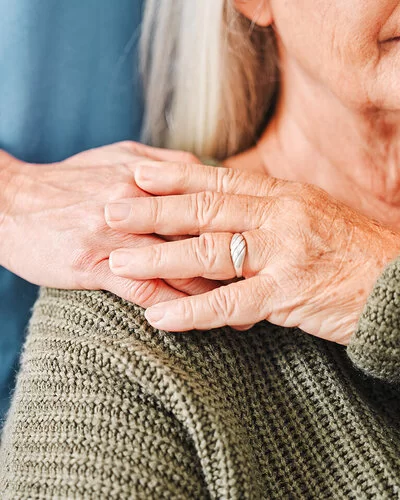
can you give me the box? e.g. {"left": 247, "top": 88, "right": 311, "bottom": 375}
{"left": 140, "top": 0, "right": 278, "bottom": 160}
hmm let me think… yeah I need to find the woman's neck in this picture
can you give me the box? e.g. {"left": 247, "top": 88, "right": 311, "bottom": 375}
{"left": 229, "top": 60, "right": 400, "bottom": 229}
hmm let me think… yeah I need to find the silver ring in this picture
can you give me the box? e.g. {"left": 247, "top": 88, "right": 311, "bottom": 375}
{"left": 230, "top": 233, "right": 247, "bottom": 278}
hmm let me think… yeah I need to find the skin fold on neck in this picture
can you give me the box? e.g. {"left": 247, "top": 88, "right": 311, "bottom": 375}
{"left": 226, "top": 50, "right": 400, "bottom": 231}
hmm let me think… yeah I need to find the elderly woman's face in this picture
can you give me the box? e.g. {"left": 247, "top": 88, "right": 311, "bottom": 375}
{"left": 243, "top": 1, "right": 400, "bottom": 111}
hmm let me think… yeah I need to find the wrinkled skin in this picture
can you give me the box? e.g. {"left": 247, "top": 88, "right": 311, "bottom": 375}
{"left": 101, "top": 1, "right": 400, "bottom": 343}
{"left": 105, "top": 162, "right": 400, "bottom": 344}
{"left": 0, "top": 143, "right": 217, "bottom": 307}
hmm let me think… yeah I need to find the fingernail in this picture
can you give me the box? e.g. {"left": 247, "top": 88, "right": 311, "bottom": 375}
{"left": 145, "top": 306, "right": 165, "bottom": 324}
{"left": 105, "top": 203, "right": 131, "bottom": 221}
{"left": 109, "top": 250, "right": 131, "bottom": 269}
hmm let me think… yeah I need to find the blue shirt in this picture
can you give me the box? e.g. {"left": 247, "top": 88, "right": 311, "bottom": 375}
{"left": 0, "top": 0, "right": 144, "bottom": 422}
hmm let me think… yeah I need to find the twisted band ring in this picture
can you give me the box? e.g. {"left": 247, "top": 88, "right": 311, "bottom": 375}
{"left": 230, "top": 233, "right": 247, "bottom": 279}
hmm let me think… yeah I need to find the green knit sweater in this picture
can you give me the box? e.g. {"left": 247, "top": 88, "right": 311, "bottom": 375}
{"left": 1, "top": 256, "right": 400, "bottom": 499}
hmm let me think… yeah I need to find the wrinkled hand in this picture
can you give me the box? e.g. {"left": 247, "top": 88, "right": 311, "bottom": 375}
{"left": 105, "top": 161, "right": 400, "bottom": 344}
{"left": 0, "top": 143, "right": 217, "bottom": 307}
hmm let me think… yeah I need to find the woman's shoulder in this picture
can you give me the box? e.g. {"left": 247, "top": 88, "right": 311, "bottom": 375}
{"left": 2, "top": 287, "right": 275, "bottom": 497}
{"left": 2, "top": 287, "right": 400, "bottom": 498}
{"left": 25, "top": 288, "right": 275, "bottom": 427}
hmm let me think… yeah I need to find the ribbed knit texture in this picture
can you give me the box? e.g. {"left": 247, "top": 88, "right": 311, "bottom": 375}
{"left": 1, "top": 259, "right": 400, "bottom": 499}
{"left": 348, "top": 257, "right": 400, "bottom": 384}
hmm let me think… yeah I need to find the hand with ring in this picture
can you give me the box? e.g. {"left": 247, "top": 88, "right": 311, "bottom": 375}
{"left": 105, "top": 161, "right": 400, "bottom": 345}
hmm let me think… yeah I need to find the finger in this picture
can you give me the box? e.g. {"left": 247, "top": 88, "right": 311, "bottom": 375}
{"left": 65, "top": 148, "right": 145, "bottom": 167}
{"left": 109, "top": 232, "right": 261, "bottom": 280}
{"left": 104, "top": 264, "right": 219, "bottom": 304}
{"left": 102, "top": 233, "right": 220, "bottom": 298}
{"left": 117, "top": 142, "right": 200, "bottom": 164}
{"left": 105, "top": 192, "right": 268, "bottom": 235}
{"left": 232, "top": 324, "right": 255, "bottom": 331}
{"left": 165, "top": 277, "right": 221, "bottom": 296}
{"left": 134, "top": 161, "right": 281, "bottom": 197}
{"left": 143, "top": 276, "right": 269, "bottom": 331}
{"left": 95, "top": 261, "right": 187, "bottom": 307}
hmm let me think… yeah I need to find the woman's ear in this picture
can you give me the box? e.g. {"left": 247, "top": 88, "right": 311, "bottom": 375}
{"left": 235, "top": 0, "right": 272, "bottom": 27}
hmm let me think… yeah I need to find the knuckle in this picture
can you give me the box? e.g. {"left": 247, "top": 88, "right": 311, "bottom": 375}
{"left": 180, "top": 299, "right": 197, "bottom": 328}
{"left": 70, "top": 247, "right": 101, "bottom": 287}
{"left": 299, "top": 181, "right": 317, "bottom": 194}
{"left": 86, "top": 211, "right": 108, "bottom": 234}
{"left": 116, "top": 141, "right": 155, "bottom": 160}
{"left": 127, "top": 279, "right": 160, "bottom": 306}
{"left": 252, "top": 228, "right": 279, "bottom": 266}
{"left": 174, "top": 160, "right": 188, "bottom": 176}
{"left": 260, "top": 175, "right": 281, "bottom": 196}
{"left": 70, "top": 247, "right": 97, "bottom": 272}
{"left": 178, "top": 151, "right": 199, "bottom": 164}
{"left": 281, "top": 191, "right": 308, "bottom": 215}
{"left": 117, "top": 140, "right": 139, "bottom": 153}
{"left": 209, "top": 288, "right": 235, "bottom": 322}
{"left": 148, "top": 243, "right": 164, "bottom": 268}
{"left": 216, "top": 167, "right": 239, "bottom": 192}
{"left": 108, "top": 180, "right": 136, "bottom": 201}
{"left": 253, "top": 198, "right": 271, "bottom": 225}
{"left": 291, "top": 181, "right": 319, "bottom": 203}
{"left": 171, "top": 277, "right": 198, "bottom": 289}
{"left": 194, "top": 191, "right": 220, "bottom": 230}
{"left": 196, "top": 233, "right": 218, "bottom": 270}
